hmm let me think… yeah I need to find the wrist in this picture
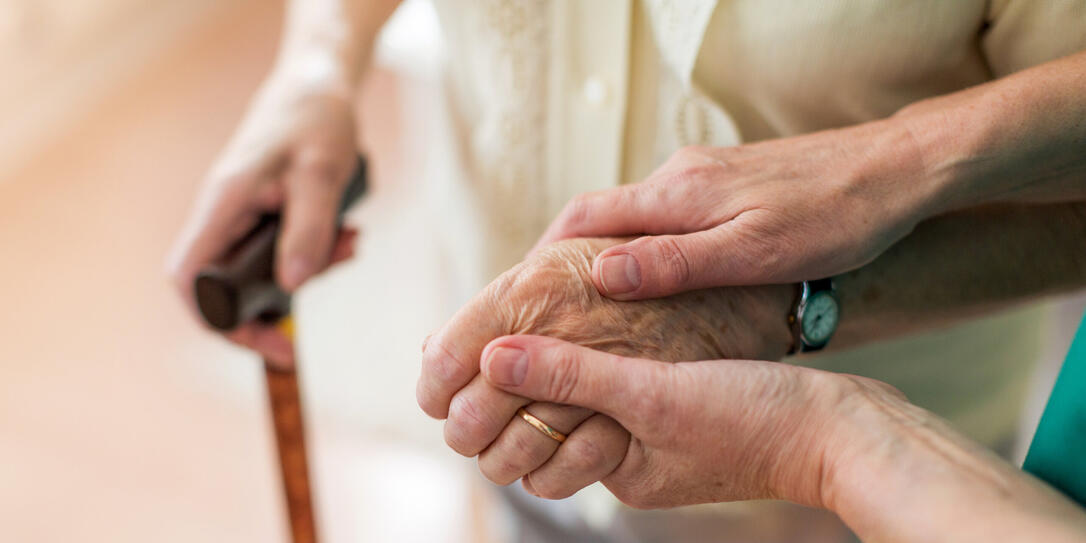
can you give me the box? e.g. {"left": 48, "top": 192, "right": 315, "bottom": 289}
{"left": 809, "top": 376, "right": 927, "bottom": 538}
{"left": 276, "top": 1, "right": 386, "bottom": 89}
{"left": 894, "top": 55, "right": 1086, "bottom": 214}
{"left": 813, "top": 376, "right": 1044, "bottom": 542}
{"left": 856, "top": 115, "right": 955, "bottom": 225}
{"left": 890, "top": 83, "right": 1045, "bottom": 217}
{"left": 762, "top": 370, "right": 875, "bottom": 508}
{"left": 268, "top": 51, "right": 360, "bottom": 101}
{"left": 892, "top": 102, "right": 988, "bottom": 218}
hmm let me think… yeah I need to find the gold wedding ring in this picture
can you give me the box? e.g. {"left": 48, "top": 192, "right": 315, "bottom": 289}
{"left": 516, "top": 408, "right": 567, "bottom": 443}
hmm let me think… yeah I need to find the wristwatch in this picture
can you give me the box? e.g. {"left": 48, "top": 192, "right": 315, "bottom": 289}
{"left": 787, "top": 278, "right": 840, "bottom": 354}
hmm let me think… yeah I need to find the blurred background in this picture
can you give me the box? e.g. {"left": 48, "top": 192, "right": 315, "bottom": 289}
{"left": 0, "top": 1, "right": 495, "bottom": 541}
{"left": 0, "top": 1, "right": 1083, "bottom": 542}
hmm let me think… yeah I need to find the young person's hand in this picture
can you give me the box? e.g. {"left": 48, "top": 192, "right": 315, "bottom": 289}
{"left": 534, "top": 122, "right": 935, "bottom": 300}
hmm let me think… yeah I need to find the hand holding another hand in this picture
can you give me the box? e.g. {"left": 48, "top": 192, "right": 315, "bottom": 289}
{"left": 479, "top": 336, "right": 1086, "bottom": 543}
{"left": 478, "top": 334, "right": 859, "bottom": 508}
{"left": 417, "top": 238, "right": 794, "bottom": 498}
{"left": 535, "top": 121, "right": 940, "bottom": 300}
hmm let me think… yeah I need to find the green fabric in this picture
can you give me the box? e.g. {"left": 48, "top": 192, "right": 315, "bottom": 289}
{"left": 1024, "top": 312, "right": 1086, "bottom": 506}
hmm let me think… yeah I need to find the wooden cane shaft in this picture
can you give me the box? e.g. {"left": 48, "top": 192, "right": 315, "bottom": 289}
{"left": 265, "top": 363, "right": 318, "bottom": 543}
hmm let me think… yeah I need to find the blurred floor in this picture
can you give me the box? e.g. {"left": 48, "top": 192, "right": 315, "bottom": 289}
{"left": 0, "top": 1, "right": 480, "bottom": 541}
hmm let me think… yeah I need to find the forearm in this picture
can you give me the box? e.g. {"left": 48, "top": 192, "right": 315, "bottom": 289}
{"left": 827, "top": 50, "right": 1086, "bottom": 346}
{"left": 832, "top": 202, "right": 1086, "bottom": 347}
{"left": 900, "top": 49, "right": 1086, "bottom": 212}
{"left": 823, "top": 386, "right": 1086, "bottom": 543}
{"left": 274, "top": 0, "right": 401, "bottom": 91}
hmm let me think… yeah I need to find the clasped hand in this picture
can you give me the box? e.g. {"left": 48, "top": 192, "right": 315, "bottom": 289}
{"left": 416, "top": 238, "right": 794, "bottom": 499}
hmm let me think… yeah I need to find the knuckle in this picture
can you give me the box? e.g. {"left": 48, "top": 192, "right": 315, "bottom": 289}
{"left": 477, "top": 456, "right": 517, "bottom": 485}
{"left": 202, "top": 182, "right": 248, "bottom": 217}
{"left": 291, "top": 149, "right": 346, "bottom": 189}
{"left": 252, "top": 180, "right": 285, "bottom": 211}
{"left": 509, "top": 425, "right": 544, "bottom": 458}
{"left": 519, "top": 258, "right": 559, "bottom": 285}
{"left": 487, "top": 259, "right": 545, "bottom": 297}
{"left": 563, "top": 436, "right": 608, "bottom": 474}
{"left": 651, "top": 237, "right": 693, "bottom": 290}
{"left": 421, "top": 339, "right": 468, "bottom": 387}
{"left": 659, "top": 146, "right": 728, "bottom": 189}
{"left": 444, "top": 395, "right": 488, "bottom": 456}
{"left": 531, "top": 476, "right": 575, "bottom": 500}
{"left": 415, "top": 380, "right": 441, "bottom": 419}
{"left": 216, "top": 174, "right": 257, "bottom": 203}
{"left": 526, "top": 247, "right": 567, "bottom": 273}
{"left": 552, "top": 188, "right": 620, "bottom": 237}
{"left": 561, "top": 193, "right": 594, "bottom": 229}
{"left": 545, "top": 352, "right": 582, "bottom": 404}
{"left": 480, "top": 433, "right": 540, "bottom": 485}
{"left": 282, "top": 220, "right": 330, "bottom": 253}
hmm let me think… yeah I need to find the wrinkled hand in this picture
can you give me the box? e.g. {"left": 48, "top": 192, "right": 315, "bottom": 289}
{"left": 417, "top": 238, "right": 793, "bottom": 498}
{"left": 534, "top": 120, "right": 940, "bottom": 300}
{"left": 167, "top": 72, "right": 361, "bottom": 367}
{"left": 479, "top": 334, "right": 871, "bottom": 508}
{"left": 480, "top": 336, "right": 1086, "bottom": 543}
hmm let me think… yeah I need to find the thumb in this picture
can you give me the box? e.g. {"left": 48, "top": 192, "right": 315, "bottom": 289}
{"left": 591, "top": 222, "right": 770, "bottom": 300}
{"left": 480, "top": 335, "right": 669, "bottom": 435}
{"left": 276, "top": 151, "right": 351, "bottom": 291}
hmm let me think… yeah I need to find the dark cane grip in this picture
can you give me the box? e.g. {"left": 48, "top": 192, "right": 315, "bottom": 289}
{"left": 193, "top": 156, "right": 368, "bottom": 331}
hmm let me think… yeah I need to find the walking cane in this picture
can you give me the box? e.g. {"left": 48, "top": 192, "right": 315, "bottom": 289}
{"left": 192, "top": 157, "right": 368, "bottom": 543}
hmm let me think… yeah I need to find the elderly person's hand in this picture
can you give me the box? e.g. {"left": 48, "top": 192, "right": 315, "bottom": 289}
{"left": 165, "top": 0, "right": 405, "bottom": 366}
{"left": 166, "top": 65, "right": 361, "bottom": 366}
{"left": 535, "top": 50, "right": 1086, "bottom": 301}
{"left": 417, "top": 238, "right": 794, "bottom": 496}
{"left": 480, "top": 335, "right": 1086, "bottom": 543}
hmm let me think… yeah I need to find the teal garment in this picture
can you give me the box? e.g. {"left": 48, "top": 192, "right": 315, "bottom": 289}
{"left": 1024, "top": 312, "right": 1086, "bottom": 506}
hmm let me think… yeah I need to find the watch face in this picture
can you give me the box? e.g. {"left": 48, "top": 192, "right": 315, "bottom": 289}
{"left": 801, "top": 291, "right": 839, "bottom": 345}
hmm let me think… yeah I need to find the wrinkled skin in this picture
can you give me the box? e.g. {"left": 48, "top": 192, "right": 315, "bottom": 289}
{"left": 480, "top": 336, "right": 1086, "bottom": 543}
{"left": 417, "top": 237, "right": 794, "bottom": 496}
{"left": 480, "top": 334, "right": 865, "bottom": 508}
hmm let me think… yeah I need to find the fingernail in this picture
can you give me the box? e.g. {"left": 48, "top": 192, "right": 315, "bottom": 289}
{"left": 599, "top": 254, "right": 641, "bottom": 295}
{"left": 486, "top": 347, "right": 528, "bottom": 386}
{"left": 522, "top": 477, "right": 538, "bottom": 496}
{"left": 282, "top": 257, "right": 313, "bottom": 290}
